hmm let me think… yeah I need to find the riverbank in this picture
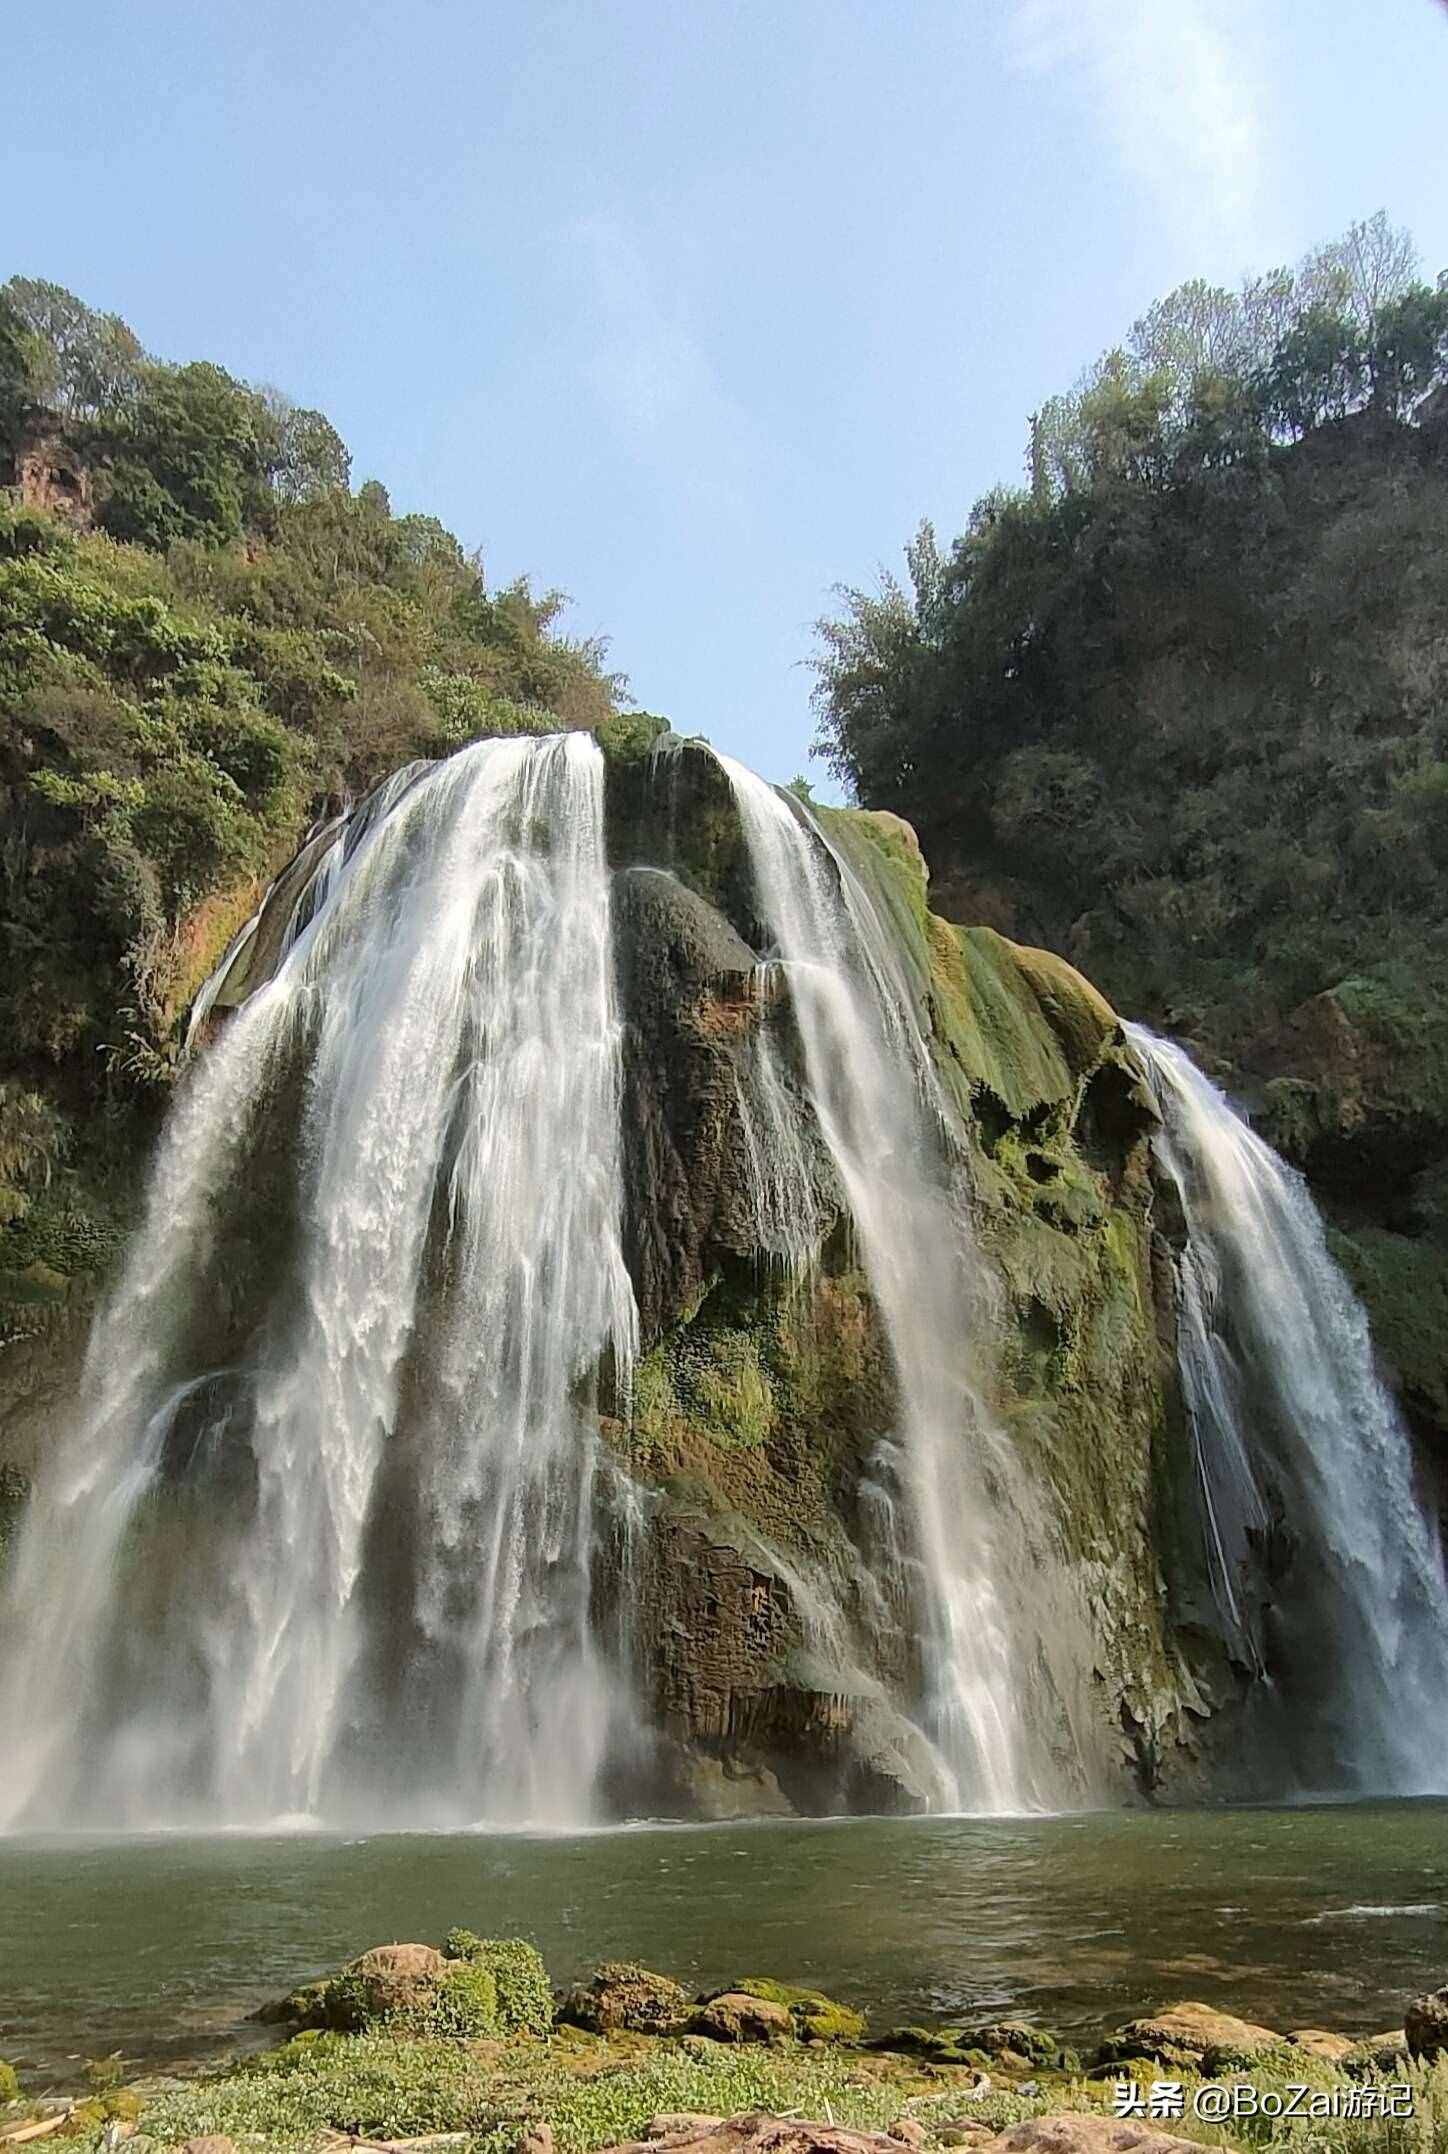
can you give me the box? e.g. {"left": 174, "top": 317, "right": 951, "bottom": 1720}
{"left": 4, "top": 1935, "right": 1448, "bottom": 2154}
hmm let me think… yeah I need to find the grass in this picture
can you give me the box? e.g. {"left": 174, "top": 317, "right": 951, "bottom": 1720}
{"left": 15, "top": 2032, "right": 1448, "bottom": 2154}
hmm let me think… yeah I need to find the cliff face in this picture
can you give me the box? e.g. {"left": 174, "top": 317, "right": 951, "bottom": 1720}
{"left": 0, "top": 736, "right": 1241, "bottom": 1816}
{"left": 600, "top": 742, "right": 1218, "bottom": 1812}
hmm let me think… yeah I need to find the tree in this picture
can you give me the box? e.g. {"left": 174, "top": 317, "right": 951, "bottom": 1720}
{"left": 0, "top": 292, "right": 44, "bottom": 445}
{"left": 1, "top": 277, "right": 146, "bottom": 419}
{"left": 257, "top": 390, "right": 351, "bottom": 503}
{"left": 98, "top": 362, "right": 274, "bottom": 547}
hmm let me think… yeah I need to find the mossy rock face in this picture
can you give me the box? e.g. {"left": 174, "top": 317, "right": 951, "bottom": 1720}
{"left": 720, "top": 1979, "right": 867, "bottom": 2043}
{"left": 557, "top": 1960, "right": 692, "bottom": 2036}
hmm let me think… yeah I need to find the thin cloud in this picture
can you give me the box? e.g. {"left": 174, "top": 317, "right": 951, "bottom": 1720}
{"left": 1006, "top": 0, "right": 1266, "bottom": 260}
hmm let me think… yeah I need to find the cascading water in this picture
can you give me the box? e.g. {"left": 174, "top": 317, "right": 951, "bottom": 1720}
{"left": 715, "top": 755, "right": 1042, "bottom": 1812}
{"left": 1129, "top": 1023, "right": 1448, "bottom": 1794}
{"left": 0, "top": 733, "right": 638, "bottom": 1831}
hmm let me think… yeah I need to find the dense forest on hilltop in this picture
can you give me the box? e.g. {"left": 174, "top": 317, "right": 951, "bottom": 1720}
{"left": 812, "top": 213, "right": 1448, "bottom": 1443}
{"left": 0, "top": 277, "right": 655, "bottom": 1347}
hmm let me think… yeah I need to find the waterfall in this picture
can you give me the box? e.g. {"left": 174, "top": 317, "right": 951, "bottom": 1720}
{"left": 715, "top": 755, "right": 1040, "bottom": 1812}
{"left": 1129, "top": 1024, "right": 1448, "bottom": 1794}
{"left": 0, "top": 734, "right": 637, "bottom": 1831}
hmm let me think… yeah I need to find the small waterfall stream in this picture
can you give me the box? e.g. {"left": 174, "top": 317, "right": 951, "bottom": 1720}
{"left": 0, "top": 734, "right": 637, "bottom": 1830}
{"left": 716, "top": 755, "right": 1038, "bottom": 1811}
{"left": 1129, "top": 1024, "right": 1448, "bottom": 1793}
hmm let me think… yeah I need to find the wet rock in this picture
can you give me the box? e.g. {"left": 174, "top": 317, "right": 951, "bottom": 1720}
{"left": 1095, "top": 2000, "right": 1282, "bottom": 2073}
{"left": 1406, "top": 1987, "right": 1448, "bottom": 2060}
{"left": 689, "top": 1993, "right": 794, "bottom": 2043}
{"left": 559, "top": 1963, "right": 692, "bottom": 2037}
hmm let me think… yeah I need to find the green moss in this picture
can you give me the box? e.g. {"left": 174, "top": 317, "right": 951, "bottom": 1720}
{"left": 732, "top": 1979, "right": 868, "bottom": 2043}
{"left": 691, "top": 1330, "right": 776, "bottom": 1448}
{"left": 1329, "top": 1226, "right": 1448, "bottom": 1428}
{"left": 442, "top": 1935, "right": 553, "bottom": 2040}
{"left": 0, "top": 2059, "right": 19, "bottom": 2104}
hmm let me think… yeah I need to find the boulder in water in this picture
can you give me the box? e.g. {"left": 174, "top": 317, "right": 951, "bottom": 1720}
{"left": 558, "top": 1962, "right": 692, "bottom": 2036}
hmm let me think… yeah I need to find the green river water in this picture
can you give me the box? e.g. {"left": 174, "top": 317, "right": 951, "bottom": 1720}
{"left": 3, "top": 1803, "right": 1447, "bottom": 2085}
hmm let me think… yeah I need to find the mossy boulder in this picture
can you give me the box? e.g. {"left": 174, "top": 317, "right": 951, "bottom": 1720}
{"left": 558, "top": 1961, "right": 692, "bottom": 2036}
{"left": 720, "top": 1979, "right": 867, "bottom": 2043}
{"left": 263, "top": 1935, "right": 552, "bottom": 2042}
{"left": 964, "top": 2022, "right": 1064, "bottom": 2068}
{"left": 689, "top": 1990, "right": 794, "bottom": 2043}
{"left": 868, "top": 2026, "right": 986, "bottom": 2066}
{"left": 442, "top": 1930, "right": 553, "bottom": 2038}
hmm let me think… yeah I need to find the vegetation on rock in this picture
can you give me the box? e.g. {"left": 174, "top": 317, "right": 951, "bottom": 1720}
{"left": 0, "top": 275, "right": 639, "bottom": 1424}
{"left": 809, "top": 212, "right": 1448, "bottom": 1449}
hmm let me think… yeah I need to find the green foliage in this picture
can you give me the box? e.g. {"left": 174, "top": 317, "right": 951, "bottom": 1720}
{"left": 441, "top": 1934, "right": 553, "bottom": 2039}
{"left": 812, "top": 214, "right": 1448, "bottom": 1071}
{"left": 0, "top": 2057, "right": 18, "bottom": 2104}
{"left": 2, "top": 278, "right": 145, "bottom": 422}
{"left": 0, "top": 273, "right": 637, "bottom": 1267}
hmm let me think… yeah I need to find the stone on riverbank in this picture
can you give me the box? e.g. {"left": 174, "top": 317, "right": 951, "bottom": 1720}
{"left": 689, "top": 1995, "right": 794, "bottom": 2043}
{"left": 558, "top": 1964, "right": 693, "bottom": 2036}
{"left": 1285, "top": 2030, "right": 1357, "bottom": 2064}
{"left": 1406, "top": 1987, "right": 1448, "bottom": 2060}
{"left": 703, "top": 1983, "right": 867, "bottom": 2043}
{"left": 1095, "top": 2000, "right": 1283, "bottom": 2072}
{"left": 259, "top": 1935, "right": 552, "bottom": 2041}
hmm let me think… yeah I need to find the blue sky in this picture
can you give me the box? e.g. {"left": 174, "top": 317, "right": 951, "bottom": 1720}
{"left": 7, "top": 0, "right": 1448, "bottom": 788}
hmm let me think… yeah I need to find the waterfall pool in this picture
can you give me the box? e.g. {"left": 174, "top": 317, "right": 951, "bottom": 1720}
{"left": 4, "top": 1801, "right": 1448, "bottom": 2083}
